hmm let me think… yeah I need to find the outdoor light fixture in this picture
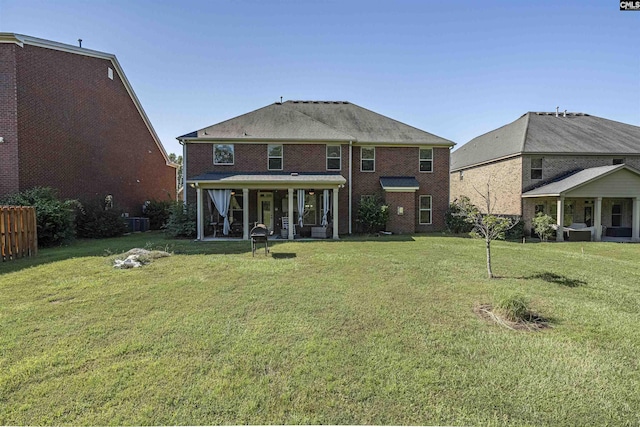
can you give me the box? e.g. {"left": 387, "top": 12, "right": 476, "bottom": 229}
{"left": 309, "top": 190, "right": 315, "bottom": 195}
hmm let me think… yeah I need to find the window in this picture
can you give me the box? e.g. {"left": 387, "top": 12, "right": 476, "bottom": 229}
{"left": 268, "top": 144, "right": 283, "bottom": 170}
{"left": 214, "top": 144, "right": 234, "bottom": 165}
{"left": 361, "top": 147, "right": 375, "bottom": 172}
{"left": 613, "top": 158, "right": 625, "bottom": 165}
{"left": 326, "top": 145, "right": 341, "bottom": 170}
{"left": 419, "top": 195, "right": 432, "bottom": 224}
{"left": 419, "top": 148, "right": 433, "bottom": 172}
{"left": 531, "top": 157, "right": 543, "bottom": 180}
{"left": 535, "top": 204, "right": 545, "bottom": 215}
{"left": 612, "top": 204, "right": 622, "bottom": 227}
{"left": 303, "top": 192, "right": 317, "bottom": 226}
{"left": 107, "top": 67, "right": 113, "bottom": 80}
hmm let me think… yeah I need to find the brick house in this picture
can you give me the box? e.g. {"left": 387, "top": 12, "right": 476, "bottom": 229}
{"left": 177, "top": 100, "right": 454, "bottom": 240}
{"left": 0, "top": 33, "right": 176, "bottom": 214}
{"left": 450, "top": 111, "right": 640, "bottom": 241}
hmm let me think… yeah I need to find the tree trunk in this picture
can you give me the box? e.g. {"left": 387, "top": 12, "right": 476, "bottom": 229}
{"left": 486, "top": 237, "right": 493, "bottom": 279}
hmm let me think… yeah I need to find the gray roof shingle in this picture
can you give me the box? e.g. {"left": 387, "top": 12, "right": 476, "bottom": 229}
{"left": 379, "top": 176, "right": 420, "bottom": 190}
{"left": 521, "top": 164, "right": 628, "bottom": 197}
{"left": 180, "top": 101, "right": 454, "bottom": 146}
{"left": 451, "top": 113, "right": 640, "bottom": 171}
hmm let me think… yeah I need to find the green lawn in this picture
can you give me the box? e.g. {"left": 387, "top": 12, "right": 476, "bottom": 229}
{"left": 1, "top": 232, "right": 639, "bottom": 425}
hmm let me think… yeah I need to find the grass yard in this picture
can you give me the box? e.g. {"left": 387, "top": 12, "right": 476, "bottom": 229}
{"left": 1, "top": 232, "right": 639, "bottom": 425}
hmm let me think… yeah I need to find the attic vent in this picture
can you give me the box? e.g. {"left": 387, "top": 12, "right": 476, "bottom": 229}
{"left": 108, "top": 67, "right": 113, "bottom": 80}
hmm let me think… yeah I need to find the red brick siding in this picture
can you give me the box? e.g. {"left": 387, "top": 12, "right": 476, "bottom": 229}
{"left": 12, "top": 44, "right": 175, "bottom": 214}
{"left": 187, "top": 142, "right": 450, "bottom": 234}
{"left": 0, "top": 44, "right": 20, "bottom": 196}
{"left": 352, "top": 146, "right": 449, "bottom": 232}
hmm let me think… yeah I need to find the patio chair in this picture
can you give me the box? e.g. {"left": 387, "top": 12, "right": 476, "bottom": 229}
{"left": 281, "top": 216, "right": 296, "bottom": 238}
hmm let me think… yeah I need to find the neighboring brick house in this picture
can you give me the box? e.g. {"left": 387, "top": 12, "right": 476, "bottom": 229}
{"left": 0, "top": 33, "right": 176, "bottom": 214}
{"left": 177, "top": 100, "right": 454, "bottom": 240}
{"left": 450, "top": 111, "right": 640, "bottom": 241}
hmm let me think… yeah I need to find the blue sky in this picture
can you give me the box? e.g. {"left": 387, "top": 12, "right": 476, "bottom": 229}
{"left": 1, "top": 0, "right": 638, "bottom": 156}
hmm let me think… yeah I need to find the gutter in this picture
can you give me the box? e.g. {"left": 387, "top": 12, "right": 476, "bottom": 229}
{"left": 178, "top": 138, "right": 187, "bottom": 204}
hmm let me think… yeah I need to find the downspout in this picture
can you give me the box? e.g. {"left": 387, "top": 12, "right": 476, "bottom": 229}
{"left": 181, "top": 139, "right": 187, "bottom": 204}
{"left": 349, "top": 140, "right": 353, "bottom": 234}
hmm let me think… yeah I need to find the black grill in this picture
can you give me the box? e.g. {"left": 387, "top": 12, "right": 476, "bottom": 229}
{"left": 250, "top": 224, "right": 270, "bottom": 256}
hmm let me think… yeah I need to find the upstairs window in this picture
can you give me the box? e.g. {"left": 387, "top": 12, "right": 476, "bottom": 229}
{"left": 268, "top": 144, "right": 283, "bottom": 170}
{"left": 361, "top": 147, "right": 375, "bottom": 172}
{"left": 419, "top": 148, "right": 433, "bottom": 172}
{"left": 326, "top": 145, "right": 341, "bottom": 170}
{"left": 214, "top": 144, "right": 234, "bottom": 165}
{"left": 531, "top": 157, "right": 543, "bottom": 180}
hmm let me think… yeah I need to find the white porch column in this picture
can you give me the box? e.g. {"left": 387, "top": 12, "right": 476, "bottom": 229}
{"left": 594, "top": 197, "right": 603, "bottom": 242}
{"left": 632, "top": 197, "right": 640, "bottom": 242}
{"left": 332, "top": 187, "right": 339, "bottom": 239}
{"left": 196, "top": 187, "right": 204, "bottom": 241}
{"left": 556, "top": 196, "right": 565, "bottom": 242}
{"left": 288, "top": 188, "right": 294, "bottom": 240}
{"left": 243, "top": 188, "right": 249, "bottom": 240}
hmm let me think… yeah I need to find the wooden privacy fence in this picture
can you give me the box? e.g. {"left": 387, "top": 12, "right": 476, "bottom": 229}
{"left": 1, "top": 206, "right": 38, "bottom": 262}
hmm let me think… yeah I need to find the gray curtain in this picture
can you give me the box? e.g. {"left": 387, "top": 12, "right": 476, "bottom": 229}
{"left": 208, "top": 189, "right": 232, "bottom": 235}
{"left": 297, "top": 189, "right": 305, "bottom": 227}
{"left": 322, "top": 190, "right": 330, "bottom": 227}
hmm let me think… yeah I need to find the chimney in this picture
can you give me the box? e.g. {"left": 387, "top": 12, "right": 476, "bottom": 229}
{"left": 556, "top": 106, "right": 559, "bottom": 117}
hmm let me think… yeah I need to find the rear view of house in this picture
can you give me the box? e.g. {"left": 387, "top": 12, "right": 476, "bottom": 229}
{"left": 450, "top": 111, "right": 640, "bottom": 241}
{"left": 0, "top": 33, "right": 176, "bottom": 214}
{"left": 178, "top": 100, "right": 454, "bottom": 240}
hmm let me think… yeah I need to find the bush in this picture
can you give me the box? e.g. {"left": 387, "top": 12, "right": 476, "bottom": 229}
{"left": 504, "top": 217, "right": 524, "bottom": 240}
{"left": 445, "top": 201, "right": 474, "bottom": 234}
{"left": 532, "top": 212, "right": 555, "bottom": 242}
{"left": 0, "top": 187, "right": 78, "bottom": 247}
{"left": 494, "top": 292, "right": 531, "bottom": 322}
{"left": 142, "top": 199, "right": 174, "bottom": 230}
{"left": 165, "top": 202, "right": 197, "bottom": 238}
{"left": 356, "top": 196, "right": 389, "bottom": 234}
{"left": 76, "top": 199, "right": 128, "bottom": 238}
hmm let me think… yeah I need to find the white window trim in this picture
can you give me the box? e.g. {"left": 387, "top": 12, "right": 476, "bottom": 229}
{"left": 531, "top": 157, "right": 543, "bottom": 180}
{"left": 268, "top": 144, "right": 283, "bottom": 171}
{"left": 360, "top": 146, "right": 375, "bottom": 172}
{"left": 419, "top": 195, "right": 433, "bottom": 225}
{"left": 419, "top": 148, "right": 433, "bottom": 173}
{"left": 214, "top": 144, "right": 235, "bottom": 165}
{"left": 326, "top": 145, "right": 341, "bottom": 171}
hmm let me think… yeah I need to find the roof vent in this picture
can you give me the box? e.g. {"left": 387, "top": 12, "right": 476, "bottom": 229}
{"left": 556, "top": 106, "right": 559, "bottom": 117}
{"left": 563, "top": 109, "right": 567, "bottom": 117}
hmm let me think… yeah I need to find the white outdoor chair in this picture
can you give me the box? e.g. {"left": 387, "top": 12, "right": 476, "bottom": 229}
{"left": 281, "top": 216, "right": 296, "bottom": 238}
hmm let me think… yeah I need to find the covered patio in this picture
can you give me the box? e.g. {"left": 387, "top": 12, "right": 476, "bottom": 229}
{"left": 523, "top": 165, "right": 640, "bottom": 242}
{"left": 187, "top": 172, "right": 346, "bottom": 241}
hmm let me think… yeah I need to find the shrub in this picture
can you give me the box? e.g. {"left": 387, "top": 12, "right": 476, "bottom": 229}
{"left": 0, "top": 187, "right": 78, "bottom": 247}
{"left": 445, "top": 201, "right": 474, "bottom": 234}
{"left": 504, "top": 217, "right": 524, "bottom": 240}
{"left": 494, "top": 292, "right": 531, "bottom": 322}
{"left": 532, "top": 212, "right": 555, "bottom": 242}
{"left": 75, "top": 199, "right": 128, "bottom": 238}
{"left": 142, "top": 199, "right": 174, "bottom": 230}
{"left": 165, "top": 202, "right": 197, "bottom": 238}
{"left": 356, "top": 196, "right": 389, "bottom": 234}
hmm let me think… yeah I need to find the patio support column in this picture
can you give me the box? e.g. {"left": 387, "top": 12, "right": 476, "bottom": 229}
{"left": 632, "top": 197, "right": 640, "bottom": 242}
{"left": 594, "top": 197, "right": 603, "bottom": 242}
{"left": 196, "top": 187, "right": 204, "bottom": 241}
{"left": 556, "top": 196, "right": 565, "bottom": 242}
{"left": 243, "top": 188, "right": 249, "bottom": 240}
{"left": 288, "top": 188, "right": 294, "bottom": 240}
{"left": 332, "top": 187, "right": 339, "bottom": 239}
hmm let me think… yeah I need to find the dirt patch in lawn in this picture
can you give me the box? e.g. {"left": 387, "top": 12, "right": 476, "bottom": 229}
{"left": 474, "top": 303, "right": 551, "bottom": 331}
